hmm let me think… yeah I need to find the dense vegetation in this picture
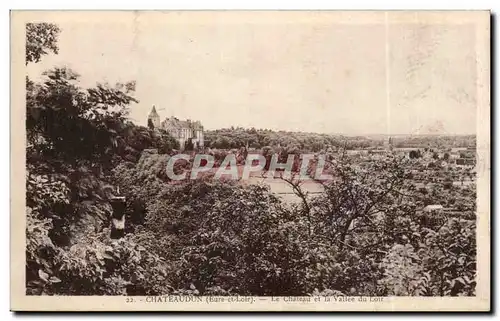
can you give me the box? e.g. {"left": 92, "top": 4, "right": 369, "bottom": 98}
{"left": 204, "top": 128, "right": 377, "bottom": 151}
{"left": 25, "top": 23, "right": 476, "bottom": 297}
{"left": 204, "top": 128, "right": 476, "bottom": 152}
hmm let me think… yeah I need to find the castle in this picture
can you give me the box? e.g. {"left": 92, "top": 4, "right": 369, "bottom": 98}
{"left": 147, "top": 105, "right": 204, "bottom": 150}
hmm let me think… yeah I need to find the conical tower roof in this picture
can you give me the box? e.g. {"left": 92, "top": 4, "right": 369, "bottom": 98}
{"left": 149, "top": 105, "right": 159, "bottom": 117}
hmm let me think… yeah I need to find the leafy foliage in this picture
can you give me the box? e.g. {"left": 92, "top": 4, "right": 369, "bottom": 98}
{"left": 27, "top": 208, "right": 173, "bottom": 295}
{"left": 205, "top": 128, "right": 377, "bottom": 151}
{"left": 205, "top": 128, "right": 476, "bottom": 152}
{"left": 26, "top": 23, "right": 61, "bottom": 64}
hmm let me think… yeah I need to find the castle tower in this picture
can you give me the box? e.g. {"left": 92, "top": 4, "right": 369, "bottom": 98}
{"left": 148, "top": 105, "right": 160, "bottom": 128}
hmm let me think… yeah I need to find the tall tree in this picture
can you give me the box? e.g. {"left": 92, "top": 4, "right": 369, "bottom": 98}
{"left": 26, "top": 23, "right": 61, "bottom": 65}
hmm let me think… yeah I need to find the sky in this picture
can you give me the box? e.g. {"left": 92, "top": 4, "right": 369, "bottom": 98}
{"left": 26, "top": 12, "right": 478, "bottom": 135}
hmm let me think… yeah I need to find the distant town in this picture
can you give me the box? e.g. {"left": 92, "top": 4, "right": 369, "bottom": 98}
{"left": 144, "top": 105, "right": 476, "bottom": 220}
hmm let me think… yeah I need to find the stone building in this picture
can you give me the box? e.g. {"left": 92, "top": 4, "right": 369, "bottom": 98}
{"left": 147, "top": 105, "right": 160, "bottom": 128}
{"left": 147, "top": 105, "right": 204, "bottom": 150}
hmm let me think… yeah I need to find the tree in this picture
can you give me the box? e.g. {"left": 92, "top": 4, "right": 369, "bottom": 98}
{"left": 26, "top": 23, "right": 61, "bottom": 64}
{"left": 25, "top": 23, "right": 170, "bottom": 295}
{"left": 26, "top": 66, "right": 141, "bottom": 249}
{"left": 135, "top": 179, "right": 340, "bottom": 296}
{"left": 27, "top": 67, "right": 137, "bottom": 169}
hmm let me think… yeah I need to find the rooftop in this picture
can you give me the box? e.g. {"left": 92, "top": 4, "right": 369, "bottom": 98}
{"left": 148, "top": 105, "right": 159, "bottom": 117}
{"left": 162, "top": 117, "right": 203, "bottom": 130}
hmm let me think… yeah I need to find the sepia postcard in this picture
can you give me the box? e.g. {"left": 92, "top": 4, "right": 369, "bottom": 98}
{"left": 11, "top": 10, "right": 490, "bottom": 312}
